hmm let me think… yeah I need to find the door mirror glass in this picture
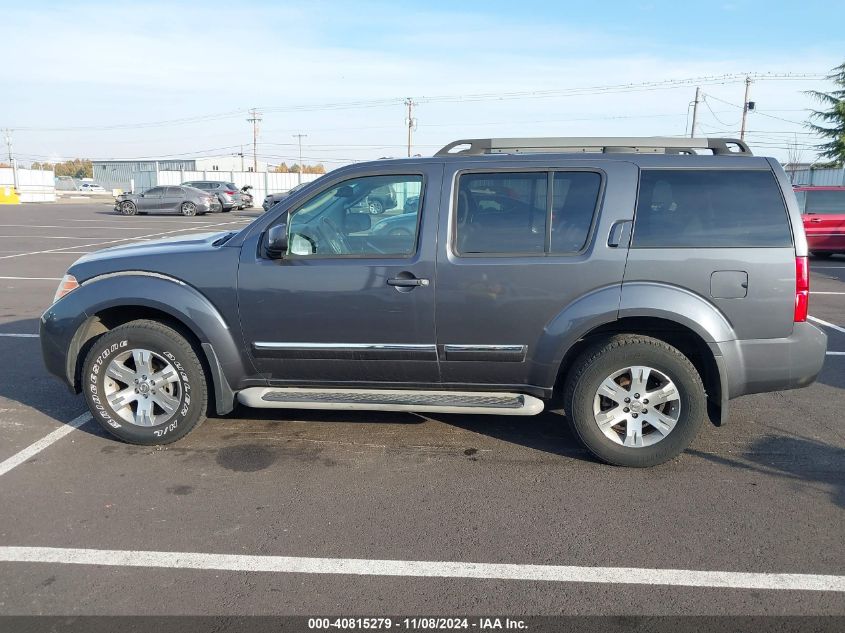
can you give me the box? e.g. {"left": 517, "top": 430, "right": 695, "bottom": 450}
{"left": 289, "top": 233, "right": 315, "bottom": 256}
{"left": 266, "top": 223, "right": 288, "bottom": 259}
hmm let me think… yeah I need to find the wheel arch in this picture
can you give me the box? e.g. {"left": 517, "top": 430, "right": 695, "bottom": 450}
{"left": 64, "top": 274, "right": 246, "bottom": 414}
{"left": 554, "top": 316, "right": 723, "bottom": 425}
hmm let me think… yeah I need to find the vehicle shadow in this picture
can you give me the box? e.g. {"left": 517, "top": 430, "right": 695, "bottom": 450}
{"left": 0, "top": 318, "right": 110, "bottom": 439}
{"left": 688, "top": 433, "right": 845, "bottom": 509}
{"left": 422, "top": 409, "right": 596, "bottom": 462}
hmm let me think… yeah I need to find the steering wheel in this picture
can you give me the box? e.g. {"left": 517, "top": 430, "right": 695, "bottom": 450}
{"left": 320, "top": 217, "right": 352, "bottom": 255}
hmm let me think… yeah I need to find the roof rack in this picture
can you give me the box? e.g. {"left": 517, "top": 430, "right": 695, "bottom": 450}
{"left": 435, "top": 137, "right": 753, "bottom": 157}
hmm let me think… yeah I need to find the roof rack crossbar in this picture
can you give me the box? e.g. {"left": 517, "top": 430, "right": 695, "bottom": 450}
{"left": 435, "top": 137, "right": 753, "bottom": 157}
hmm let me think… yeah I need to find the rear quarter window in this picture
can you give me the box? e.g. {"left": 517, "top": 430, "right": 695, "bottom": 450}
{"left": 633, "top": 169, "right": 792, "bottom": 248}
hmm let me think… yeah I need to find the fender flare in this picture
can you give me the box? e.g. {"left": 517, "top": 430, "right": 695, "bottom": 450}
{"left": 64, "top": 272, "right": 249, "bottom": 414}
{"left": 531, "top": 282, "right": 737, "bottom": 423}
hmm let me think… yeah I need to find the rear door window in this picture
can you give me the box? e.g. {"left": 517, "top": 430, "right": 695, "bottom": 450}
{"left": 550, "top": 172, "right": 602, "bottom": 253}
{"left": 455, "top": 172, "right": 548, "bottom": 254}
{"left": 633, "top": 169, "right": 792, "bottom": 248}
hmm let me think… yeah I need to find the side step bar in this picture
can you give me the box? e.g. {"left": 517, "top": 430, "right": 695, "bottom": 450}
{"left": 236, "top": 388, "right": 544, "bottom": 416}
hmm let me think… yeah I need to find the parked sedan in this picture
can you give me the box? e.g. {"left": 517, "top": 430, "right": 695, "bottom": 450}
{"left": 795, "top": 185, "right": 845, "bottom": 257}
{"left": 182, "top": 181, "right": 243, "bottom": 212}
{"left": 78, "top": 182, "right": 107, "bottom": 193}
{"left": 114, "top": 186, "right": 220, "bottom": 216}
{"left": 262, "top": 182, "right": 311, "bottom": 211}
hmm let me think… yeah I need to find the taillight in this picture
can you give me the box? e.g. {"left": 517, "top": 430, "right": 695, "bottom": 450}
{"left": 794, "top": 256, "right": 809, "bottom": 322}
{"left": 224, "top": 190, "right": 237, "bottom": 195}
{"left": 53, "top": 274, "right": 79, "bottom": 304}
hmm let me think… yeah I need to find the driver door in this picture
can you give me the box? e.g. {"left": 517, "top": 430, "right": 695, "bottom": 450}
{"left": 138, "top": 187, "right": 165, "bottom": 212}
{"left": 237, "top": 166, "right": 442, "bottom": 387}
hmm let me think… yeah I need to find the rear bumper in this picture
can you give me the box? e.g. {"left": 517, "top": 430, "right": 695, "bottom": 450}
{"left": 714, "top": 322, "right": 827, "bottom": 399}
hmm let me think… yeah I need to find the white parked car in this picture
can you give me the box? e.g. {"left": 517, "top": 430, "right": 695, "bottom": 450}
{"left": 78, "top": 183, "right": 106, "bottom": 193}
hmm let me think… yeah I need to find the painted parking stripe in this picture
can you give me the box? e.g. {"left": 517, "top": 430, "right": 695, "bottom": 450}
{"left": 827, "top": 352, "right": 845, "bottom": 356}
{"left": 0, "top": 276, "right": 62, "bottom": 281}
{"left": 0, "top": 546, "right": 842, "bottom": 592}
{"left": 808, "top": 316, "right": 845, "bottom": 334}
{"left": 0, "top": 333, "right": 39, "bottom": 338}
{"left": 0, "top": 413, "right": 91, "bottom": 478}
{"left": 0, "top": 220, "right": 246, "bottom": 260}
{"left": 812, "top": 292, "right": 845, "bottom": 295}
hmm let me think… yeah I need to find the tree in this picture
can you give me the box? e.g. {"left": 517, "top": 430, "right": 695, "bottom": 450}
{"left": 0, "top": 162, "right": 10, "bottom": 168}
{"left": 806, "top": 62, "right": 845, "bottom": 165}
{"left": 29, "top": 159, "right": 92, "bottom": 178}
{"left": 273, "top": 163, "right": 290, "bottom": 173}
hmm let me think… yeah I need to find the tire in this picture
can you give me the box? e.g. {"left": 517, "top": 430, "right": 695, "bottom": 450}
{"left": 811, "top": 252, "right": 833, "bottom": 259}
{"left": 82, "top": 320, "right": 208, "bottom": 445}
{"left": 119, "top": 201, "right": 137, "bottom": 216}
{"left": 368, "top": 199, "right": 385, "bottom": 215}
{"left": 181, "top": 201, "right": 197, "bottom": 216}
{"left": 563, "top": 334, "right": 706, "bottom": 467}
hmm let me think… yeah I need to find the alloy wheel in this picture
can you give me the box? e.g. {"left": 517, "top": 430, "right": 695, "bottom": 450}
{"left": 592, "top": 365, "right": 681, "bottom": 448}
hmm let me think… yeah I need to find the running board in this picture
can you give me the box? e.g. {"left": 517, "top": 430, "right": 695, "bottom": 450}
{"left": 236, "top": 388, "right": 544, "bottom": 416}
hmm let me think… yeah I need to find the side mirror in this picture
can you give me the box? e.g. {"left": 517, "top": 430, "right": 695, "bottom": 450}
{"left": 344, "top": 213, "right": 371, "bottom": 233}
{"left": 267, "top": 223, "right": 288, "bottom": 259}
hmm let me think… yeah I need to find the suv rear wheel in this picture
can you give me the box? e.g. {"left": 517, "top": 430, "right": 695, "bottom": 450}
{"left": 82, "top": 320, "right": 208, "bottom": 445}
{"left": 563, "top": 334, "right": 706, "bottom": 467}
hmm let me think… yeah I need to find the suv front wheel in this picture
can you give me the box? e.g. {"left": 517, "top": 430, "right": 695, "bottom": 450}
{"left": 563, "top": 335, "right": 706, "bottom": 467}
{"left": 82, "top": 320, "right": 208, "bottom": 445}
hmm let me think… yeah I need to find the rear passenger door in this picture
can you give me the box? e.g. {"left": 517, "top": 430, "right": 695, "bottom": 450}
{"left": 625, "top": 166, "right": 796, "bottom": 340}
{"left": 434, "top": 160, "right": 638, "bottom": 390}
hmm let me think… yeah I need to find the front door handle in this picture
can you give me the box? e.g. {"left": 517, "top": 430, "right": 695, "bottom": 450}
{"left": 810, "top": 218, "right": 822, "bottom": 223}
{"left": 387, "top": 277, "right": 430, "bottom": 287}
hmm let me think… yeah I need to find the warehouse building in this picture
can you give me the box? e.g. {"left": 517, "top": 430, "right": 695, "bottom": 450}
{"left": 92, "top": 156, "right": 269, "bottom": 192}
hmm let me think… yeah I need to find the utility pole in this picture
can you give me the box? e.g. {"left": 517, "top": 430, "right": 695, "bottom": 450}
{"left": 292, "top": 133, "right": 307, "bottom": 184}
{"left": 239, "top": 145, "right": 244, "bottom": 172}
{"left": 740, "top": 76, "right": 752, "bottom": 141}
{"left": 404, "top": 98, "right": 416, "bottom": 157}
{"left": 690, "top": 87, "right": 701, "bottom": 138}
{"left": 246, "top": 108, "right": 262, "bottom": 172}
{"left": 3, "top": 129, "right": 11, "bottom": 164}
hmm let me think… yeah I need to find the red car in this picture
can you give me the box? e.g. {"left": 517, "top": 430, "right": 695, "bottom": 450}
{"left": 794, "top": 185, "right": 845, "bottom": 258}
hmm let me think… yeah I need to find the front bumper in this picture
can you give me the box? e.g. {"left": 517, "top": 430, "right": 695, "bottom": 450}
{"left": 714, "top": 321, "right": 827, "bottom": 400}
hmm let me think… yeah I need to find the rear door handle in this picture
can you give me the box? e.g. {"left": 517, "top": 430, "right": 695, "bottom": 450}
{"left": 810, "top": 218, "right": 822, "bottom": 223}
{"left": 387, "top": 277, "right": 430, "bottom": 287}
{"left": 608, "top": 220, "right": 632, "bottom": 248}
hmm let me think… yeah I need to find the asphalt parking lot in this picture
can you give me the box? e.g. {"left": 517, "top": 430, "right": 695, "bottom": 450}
{"left": 0, "top": 201, "right": 843, "bottom": 618}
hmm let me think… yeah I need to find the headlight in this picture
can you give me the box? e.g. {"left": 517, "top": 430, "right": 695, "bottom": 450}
{"left": 53, "top": 274, "right": 79, "bottom": 303}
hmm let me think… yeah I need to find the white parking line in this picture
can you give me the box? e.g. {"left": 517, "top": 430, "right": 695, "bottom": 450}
{"left": 812, "top": 292, "right": 845, "bottom": 295}
{"left": 0, "top": 235, "right": 105, "bottom": 240}
{"left": 0, "top": 276, "right": 62, "bottom": 281}
{"left": 0, "top": 220, "right": 246, "bottom": 260}
{"left": 0, "top": 546, "right": 841, "bottom": 592}
{"left": 0, "top": 413, "right": 91, "bottom": 478}
{"left": 808, "top": 316, "right": 845, "bottom": 334}
{"left": 0, "top": 333, "right": 39, "bottom": 338}
{"left": 827, "top": 352, "right": 845, "bottom": 356}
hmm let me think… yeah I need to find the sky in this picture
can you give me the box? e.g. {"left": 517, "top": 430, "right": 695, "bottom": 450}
{"left": 2, "top": 0, "right": 844, "bottom": 167}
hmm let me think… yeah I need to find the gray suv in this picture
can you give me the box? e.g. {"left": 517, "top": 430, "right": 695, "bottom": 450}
{"left": 182, "top": 181, "right": 244, "bottom": 211}
{"left": 41, "top": 137, "right": 826, "bottom": 467}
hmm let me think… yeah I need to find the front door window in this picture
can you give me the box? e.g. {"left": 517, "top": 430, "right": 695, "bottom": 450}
{"left": 287, "top": 175, "right": 423, "bottom": 258}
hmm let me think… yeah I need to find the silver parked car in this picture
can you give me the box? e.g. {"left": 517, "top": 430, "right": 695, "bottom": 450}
{"left": 114, "top": 186, "right": 221, "bottom": 216}
{"left": 182, "top": 181, "right": 244, "bottom": 211}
